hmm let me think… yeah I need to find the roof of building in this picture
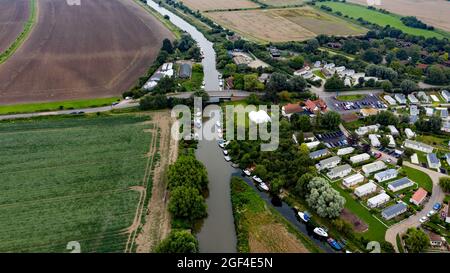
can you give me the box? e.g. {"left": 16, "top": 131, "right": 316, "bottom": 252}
{"left": 309, "top": 148, "right": 329, "bottom": 159}
{"left": 362, "top": 161, "right": 386, "bottom": 172}
{"left": 355, "top": 182, "right": 376, "bottom": 192}
{"left": 179, "top": 63, "right": 192, "bottom": 78}
{"left": 427, "top": 153, "right": 440, "bottom": 165}
{"left": 382, "top": 203, "right": 407, "bottom": 218}
{"left": 320, "top": 156, "right": 341, "bottom": 165}
{"left": 375, "top": 169, "right": 398, "bottom": 180}
{"left": 388, "top": 177, "right": 413, "bottom": 189}
{"left": 329, "top": 164, "right": 351, "bottom": 175}
{"left": 283, "top": 103, "right": 303, "bottom": 114}
{"left": 344, "top": 173, "right": 364, "bottom": 182}
{"left": 427, "top": 231, "right": 443, "bottom": 242}
{"left": 404, "top": 139, "right": 434, "bottom": 151}
{"left": 411, "top": 187, "right": 428, "bottom": 204}
{"left": 368, "top": 193, "right": 390, "bottom": 204}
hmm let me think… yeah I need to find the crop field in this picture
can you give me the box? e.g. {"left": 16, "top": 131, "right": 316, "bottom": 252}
{"left": 0, "top": 0, "right": 29, "bottom": 53}
{"left": 207, "top": 6, "right": 366, "bottom": 42}
{"left": 258, "top": 0, "right": 307, "bottom": 7}
{"left": 0, "top": 114, "right": 156, "bottom": 252}
{"left": 321, "top": 1, "right": 449, "bottom": 39}
{"left": 348, "top": 0, "right": 450, "bottom": 32}
{"left": 0, "top": 0, "right": 173, "bottom": 105}
{"left": 182, "top": 0, "right": 259, "bottom": 11}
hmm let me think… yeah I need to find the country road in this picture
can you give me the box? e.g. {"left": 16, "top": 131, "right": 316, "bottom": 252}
{"left": 385, "top": 161, "right": 447, "bottom": 252}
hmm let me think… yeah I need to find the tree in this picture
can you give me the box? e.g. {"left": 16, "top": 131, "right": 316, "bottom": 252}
{"left": 292, "top": 115, "right": 312, "bottom": 131}
{"left": 153, "top": 76, "right": 176, "bottom": 94}
{"left": 380, "top": 136, "right": 390, "bottom": 148}
{"left": 370, "top": 110, "right": 399, "bottom": 126}
{"left": 294, "top": 173, "right": 314, "bottom": 197}
{"left": 139, "top": 94, "right": 169, "bottom": 110}
{"left": 162, "top": 38, "right": 174, "bottom": 54}
{"left": 288, "top": 55, "right": 305, "bottom": 70}
{"left": 400, "top": 80, "right": 418, "bottom": 94}
{"left": 305, "top": 38, "right": 319, "bottom": 52}
{"left": 306, "top": 177, "right": 345, "bottom": 218}
{"left": 253, "top": 165, "right": 267, "bottom": 179}
{"left": 439, "top": 177, "right": 450, "bottom": 192}
{"left": 168, "top": 155, "right": 208, "bottom": 191}
{"left": 320, "top": 111, "right": 341, "bottom": 130}
{"left": 342, "top": 39, "right": 361, "bottom": 54}
{"left": 288, "top": 76, "right": 307, "bottom": 92}
{"left": 381, "top": 80, "right": 393, "bottom": 92}
{"left": 403, "top": 228, "right": 429, "bottom": 253}
{"left": 155, "top": 230, "right": 199, "bottom": 253}
{"left": 415, "top": 116, "right": 441, "bottom": 134}
{"left": 244, "top": 74, "right": 264, "bottom": 91}
{"left": 324, "top": 74, "right": 345, "bottom": 90}
{"left": 362, "top": 48, "right": 382, "bottom": 64}
{"left": 425, "top": 65, "right": 450, "bottom": 85}
{"left": 270, "top": 177, "right": 285, "bottom": 195}
{"left": 169, "top": 186, "right": 207, "bottom": 221}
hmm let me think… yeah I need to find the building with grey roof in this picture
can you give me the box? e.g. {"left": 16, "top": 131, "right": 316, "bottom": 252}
{"left": 309, "top": 148, "right": 329, "bottom": 159}
{"left": 382, "top": 203, "right": 407, "bottom": 220}
{"left": 387, "top": 177, "right": 414, "bottom": 192}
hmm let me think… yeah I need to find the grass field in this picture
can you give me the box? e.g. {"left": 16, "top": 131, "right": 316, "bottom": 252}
{"left": 402, "top": 166, "right": 433, "bottom": 192}
{"left": 258, "top": 0, "right": 306, "bottom": 6}
{"left": 0, "top": 97, "right": 121, "bottom": 115}
{"left": 230, "top": 177, "right": 320, "bottom": 253}
{"left": 336, "top": 95, "right": 365, "bottom": 101}
{"left": 180, "top": 64, "right": 204, "bottom": 91}
{"left": 320, "top": 1, "right": 449, "bottom": 39}
{"left": 0, "top": 114, "right": 156, "bottom": 252}
{"left": 207, "top": 6, "right": 366, "bottom": 42}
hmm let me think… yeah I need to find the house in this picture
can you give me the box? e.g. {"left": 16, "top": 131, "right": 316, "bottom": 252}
{"left": 427, "top": 231, "right": 445, "bottom": 247}
{"left": 387, "top": 135, "right": 396, "bottom": 148}
{"left": 384, "top": 95, "right": 397, "bottom": 105}
{"left": 410, "top": 187, "right": 428, "bottom": 206}
{"left": 305, "top": 99, "right": 327, "bottom": 113}
{"left": 369, "top": 134, "right": 380, "bottom": 147}
{"left": 305, "top": 141, "right": 320, "bottom": 150}
{"left": 309, "top": 148, "right": 329, "bottom": 159}
{"left": 324, "top": 63, "right": 335, "bottom": 70}
{"left": 362, "top": 161, "right": 386, "bottom": 174}
{"left": 343, "top": 173, "right": 365, "bottom": 187}
{"left": 327, "top": 42, "right": 342, "bottom": 49}
{"left": 327, "top": 164, "right": 352, "bottom": 179}
{"left": 442, "top": 90, "right": 450, "bottom": 102}
{"left": 337, "top": 147, "right": 355, "bottom": 156}
{"left": 431, "top": 95, "right": 440, "bottom": 102}
{"left": 282, "top": 103, "right": 303, "bottom": 118}
{"left": 408, "top": 94, "right": 419, "bottom": 104}
{"left": 316, "top": 156, "right": 341, "bottom": 171}
{"left": 374, "top": 169, "right": 398, "bottom": 182}
{"left": 367, "top": 193, "right": 391, "bottom": 208}
{"left": 268, "top": 47, "right": 281, "bottom": 58}
{"left": 388, "top": 125, "right": 399, "bottom": 136}
{"left": 394, "top": 93, "right": 407, "bottom": 104}
{"left": 442, "top": 121, "right": 450, "bottom": 133}
{"left": 344, "top": 77, "right": 352, "bottom": 87}
{"left": 405, "top": 128, "right": 415, "bottom": 139}
{"left": 404, "top": 140, "right": 434, "bottom": 153}
{"left": 360, "top": 108, "right": 379, "bottom": 117}
{"left": 417, "top": 91, "right": 430, "bottom": 103}
{"left": 388, "top": 177, "right": 414, "bottom": 192}
{"left": 355, "top": 125, "right": 379, "bottom": 136}
{"left": 441, "top": 109, "right": 449, "bottom": 120}
{"left": 410, "top": 105, "right": 420, "bottom": 116}
{"left": 427, "top": 153, "right": 441, "bottom": 169}
{"left": 313, "top": 61, "right": 321, "bottom": 68}
{"left": 425, "top": 107, "right": 434, "bottom": 117}
{"left": 258, "top": 73, "right": 271, "bottom": 84}
{"left": 354, "top": 182, "right": 377, "bottom": 197}
{"left": 350, "top": 153, "right": 371, "bottom": 164}
{"left": 409, "top": 115, "right": 418, "bottom": 124}
{"left": 179, "top": 63, "right": 192, "bottom": 79}
{"left": 381, "top": 203, "right": 407, "bottom": 220}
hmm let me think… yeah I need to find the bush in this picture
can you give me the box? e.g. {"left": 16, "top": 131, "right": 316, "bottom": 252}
{"left": 155, "top": 230, "right": 199, "bottom": 253}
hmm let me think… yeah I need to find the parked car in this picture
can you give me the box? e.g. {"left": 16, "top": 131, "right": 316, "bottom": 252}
{"left": 433, "top": 203, "right": 441, "bottom": 211}
{"left": 419, "top": 216, "right": 428, "bottom": 223}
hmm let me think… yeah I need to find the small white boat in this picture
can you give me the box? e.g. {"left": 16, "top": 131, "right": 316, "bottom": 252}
{"left": 313, "top": 227, "right": 328, "bottom": 238}
{"left": 223, "top": 150, "right": 229, "bottom": 155}
{"left": 298, "top": 211, "right": 310, "bottom": 223}
{"left": 224, "top": 156, "right": 231, "bottom": 162}
{"left": 259, "top": 182, "right": 269, "bottom": 191}
{"left": 252, "top": 175, "right": 263, "bottom": 183}
{"left": 243, "top": 169, "right": 251, "bottom": 176}
{"left": 215, "top": 121, "right": 221, "bottom": 128}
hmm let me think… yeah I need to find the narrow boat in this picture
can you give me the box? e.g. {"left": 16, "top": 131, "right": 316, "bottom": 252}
{"left": 313, "top": 227, "right": 328, "bottom": 238}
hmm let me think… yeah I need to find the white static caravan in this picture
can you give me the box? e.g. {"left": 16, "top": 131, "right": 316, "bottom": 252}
{"left": 367, "top": 193, "right": 391, "bottom": 208}
{"left": 350, "top": 153, "right": 371, "bottom": 164}
{"left": 343, "top": 173, "right": 365, "bottom": 188}
{"left": 354, "top": 182, "right": 377, "bottom": 198}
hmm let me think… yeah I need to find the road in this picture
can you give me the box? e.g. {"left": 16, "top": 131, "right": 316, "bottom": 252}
{"left": 310, "top": 84, "right": 383, "bottom": 98}
{"left": 385, "top": 161, "right": 447, "bottom": 252}
{"left": 167, "top": 90, "right": 257, "bottom": 99}
{"left": 0, "top": 100, "right": 138, "bottom": 121}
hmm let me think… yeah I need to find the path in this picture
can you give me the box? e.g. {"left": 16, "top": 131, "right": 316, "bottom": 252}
{"left": 385, "top": 161, "right": 447, "bottom": 252}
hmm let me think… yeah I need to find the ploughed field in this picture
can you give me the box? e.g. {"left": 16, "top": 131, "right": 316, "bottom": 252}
{"left": 0, "top": 0, "right": 172, "bottom": 105}
{"left": 0, "top": 0, "right": 29, "bottom": 53}
{"left": 0, "top": 114, "right": 154, "bottom": 252}
{"left": 182, "top": 0, "right": 259, "bottom": 11}
{"left": 206, "top": 6, "right": 366, "bottom": 42}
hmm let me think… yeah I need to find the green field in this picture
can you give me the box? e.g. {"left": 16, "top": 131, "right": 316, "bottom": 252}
{"left": 0, "top": 97, "right": 121, "bottom": 115}
{"left": 181, "top": 64, "right": 204, "bottom": 91}
{"left": 320, "top": 2, "right": 449, "bottom": 39}
{"left": 0, "top": 114, "right": 154, "bottom": 252}
{"left": 402, "top": 166, "right": 433, "bottom": 192}
{"left": 336, "top": 94, "right": 365, "bottom": 101}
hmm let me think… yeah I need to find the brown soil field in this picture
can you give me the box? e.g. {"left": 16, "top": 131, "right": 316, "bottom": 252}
{"left": 0, "top": 0, "right": 29, "bottom": 53}
{"left": 207, "top": 7, "right": 366, "bottom": 42}
{"left": 182, "top": 0, "right": 259, "bottom": 11}
{"left": 258, "top": 0, "right": 307, "bottom": 6}
{"left": 348, "top": 0, "right": 450, "bottom": 32}
{"left": 0, "top": 0, "right": 173, "bottom": 105}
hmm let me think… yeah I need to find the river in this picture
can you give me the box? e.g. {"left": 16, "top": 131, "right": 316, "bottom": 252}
{"left": 146, "top": 0, "right": 221, "bottom": 91}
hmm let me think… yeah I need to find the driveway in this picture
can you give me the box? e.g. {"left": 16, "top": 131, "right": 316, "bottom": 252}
{"left": 385, "top": 161, "right": 447, "bottom": 252}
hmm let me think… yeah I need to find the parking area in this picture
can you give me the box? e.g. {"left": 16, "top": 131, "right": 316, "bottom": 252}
{"left": 316, "top": 131, "right": 348, "bottom": 148}
{"left": 325, "top": 94, "right": 387, "bottom": 113}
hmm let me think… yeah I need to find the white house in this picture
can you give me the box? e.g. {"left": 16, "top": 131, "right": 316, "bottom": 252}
{"left": 410, "top": 105, "right": 420, "bottom": 116}
{"left": 369, "top": 134, "right": 380, "bottom": 147}
{"left": 387, "top": 135, "right": 396, "bottom": 148}
{"left": 404, "top": 139, "right": 434, "bottom": 153}
{"left": 367, "top": 193, "right": 391, "bottom": 208}
{"left": 388, "top": 125, "right": 399, "bottom": 136}
{"left": 350, "top": 153, "right": 371, "bottom": 164}
{"left": 374, "top": 169, "right": 398, "bottom": 182}
{"left": 337, "top": 147, "right": 355, "bottom": 156}
{"left": 408, "top": 94, "right": 419, "bottom": 104}
{"left": 384, "top": 95, "right": 397, "bottom": 105}
{"left": 405, "top": 128, "right": 415, "bottom": 139}
{"left": 362, "top": 161, "right": 386, "bottom": 174}
{"left": 343, "top": 173, "right": 365, "bottom": 187}
{"left": 442, "top": 90, "right": 450, "bottom": 102}
{"left": 427, "top": 153, "right": 441, "bottom": 169}
{"left": 417, "top": 91, "right": 430, "bottom": 103}
{"left": 388, "top": 177, "right": 414, "bottom": 192}
{"left": 327, "top": 164, "right": 352, "bottom": 179}
{"left": 316, "top": 156, "right": 341, "bottom": 171}
{"left": 355, "top": 124, "right": 379, "bottom": 136}
{"left": 355, "top": 182, "right": 377, "bottom": 198}
{"left": 395, "top": 93, "right": 407, "bottom": 104}
{"left": 425, "top": 107, "right": 434, "bottom": 117}
{"left": 309, "top": 148, "right": 329, "bottom": 159}
{"left": 306, "top": 141, "right": 321, "bottom": 150}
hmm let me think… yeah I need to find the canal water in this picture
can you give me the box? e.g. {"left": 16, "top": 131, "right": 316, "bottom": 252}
{"left": 146, "top": 0, "right": 221, "bottom": 91}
